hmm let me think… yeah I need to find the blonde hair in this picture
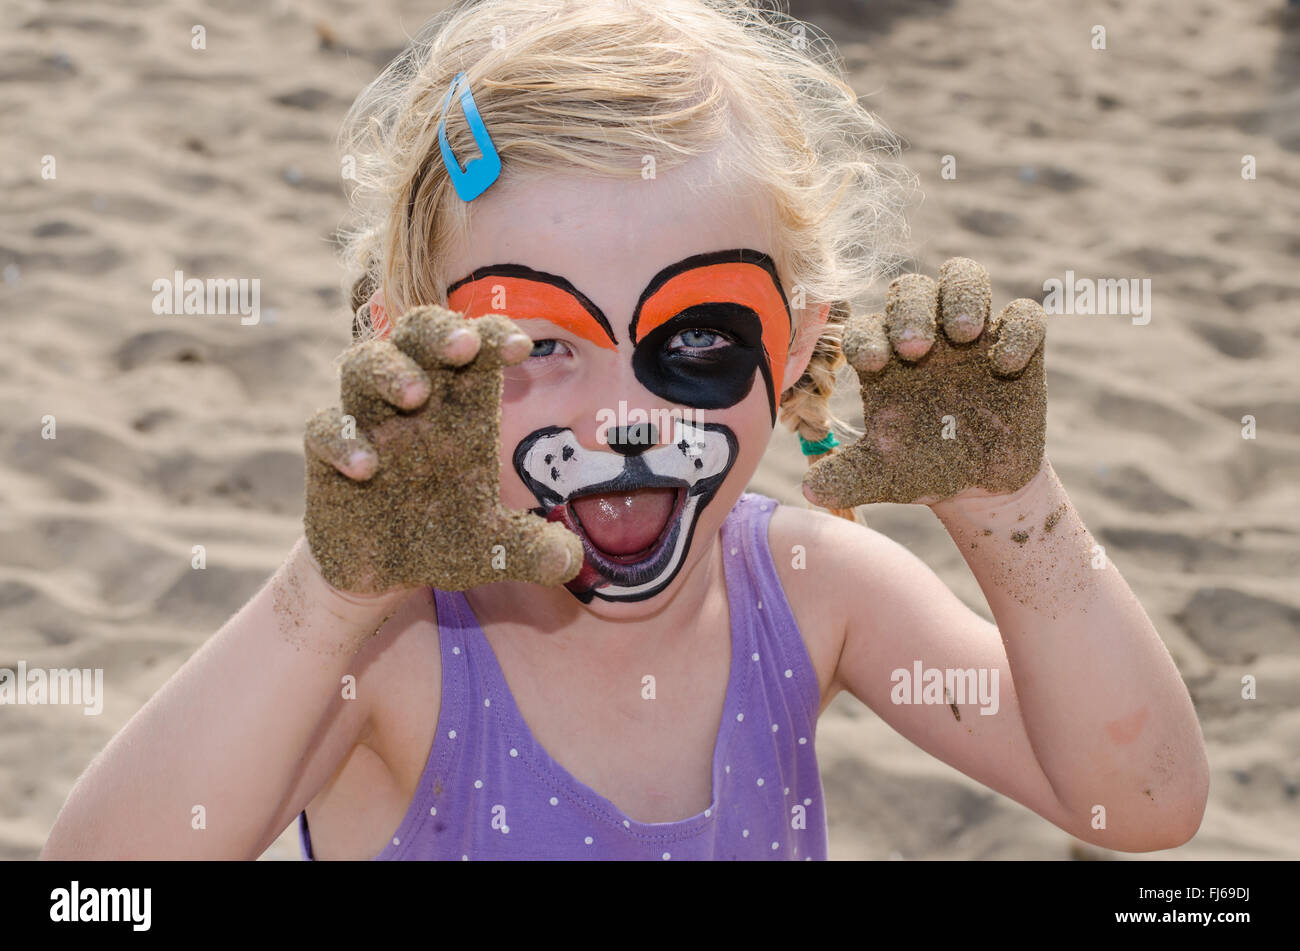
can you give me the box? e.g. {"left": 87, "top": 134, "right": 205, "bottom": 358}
{"left": 339, "top": 0, "right": 915, "bottom": 518}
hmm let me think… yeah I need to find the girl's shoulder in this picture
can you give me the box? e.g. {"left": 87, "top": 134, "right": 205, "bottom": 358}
{"left": 759, "top": 492, "right": 913, "bottom": 605}
{"left": 757, "top": 496, "right": 869, "bottom": 711}
{"left": 761, "top": 493, "right": 966, "bottom": 711}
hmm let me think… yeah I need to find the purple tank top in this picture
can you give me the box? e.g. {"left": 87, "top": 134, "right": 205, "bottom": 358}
{"left": 298, "top": 491, "right": 828, "bottom": 860}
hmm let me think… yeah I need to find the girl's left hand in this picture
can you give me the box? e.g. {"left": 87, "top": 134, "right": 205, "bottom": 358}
{"left": 801, "top": 257, "right": 1048, "bottom": 509}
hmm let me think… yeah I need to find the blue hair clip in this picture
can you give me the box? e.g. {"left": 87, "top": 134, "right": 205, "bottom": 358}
{"left": 437, "top": 71, "right": 502, "bottom": 202}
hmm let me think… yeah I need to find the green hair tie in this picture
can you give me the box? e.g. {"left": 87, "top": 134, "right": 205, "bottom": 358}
{"left": 798, "top": 432, "right": 840, "bottom": 456}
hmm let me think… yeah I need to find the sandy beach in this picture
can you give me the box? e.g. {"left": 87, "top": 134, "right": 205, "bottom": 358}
{"left": 1, "top": 0, "right": 1296, "bottom": 860}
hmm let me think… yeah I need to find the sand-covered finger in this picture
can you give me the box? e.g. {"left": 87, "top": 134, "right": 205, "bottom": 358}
{"left": 802, "top": 444, "right": 883, "bottom": 509}
{"left": 340, "top": 340, "right": 431, "bottom": 412}
{"left": 305, "top": 407, "right": 377, "bottom": 480}
{"left": 493, "top": 513, "right": 584, "bottom": 586}
{"left": 938, "top": 257, "right": 990, "bottom": 343}
{"left": 841, "top": 312, "right": 891, "bottom": 374}
{"left": 392, "top": 304, "right": 481, "bottom": 369}
{"left": 989, "top": 299, "right": 1047, "bottom": 375}
{"left": 462, "top": 312, "right": 534, "bottom": 370}
{"left": 885, "top": 273, "right": 938, "bottom": 361}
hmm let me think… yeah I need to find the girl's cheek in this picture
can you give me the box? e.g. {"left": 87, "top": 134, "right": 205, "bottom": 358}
{"left": 716, "top": 404, "right": 774, "bottom": 472}
{"left": 497, "top": 376, "right": 581, "bottom": 510}
{"left": 498, "top": 402, "right": 537, "bottom": 510}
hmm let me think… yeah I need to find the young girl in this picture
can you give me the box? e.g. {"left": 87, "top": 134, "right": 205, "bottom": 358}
{"left": 43, "top": 0, "right": 1207, "bottom": 860}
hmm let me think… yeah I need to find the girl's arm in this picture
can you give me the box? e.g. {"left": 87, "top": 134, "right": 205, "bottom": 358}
{"left": 935, "top": 458, "right": 1207, "bottom": 845}
{"left": 800, "top": 259, "right": 1208, "bottom": 850}
{"left": 814, "top": 459, "right": 1208, "bottom": 851}
{"left": 40, "top": 539, "right": 409, "bottom": 860}
{"left": 42, "top": 306, "right": 576, "bottom": 859}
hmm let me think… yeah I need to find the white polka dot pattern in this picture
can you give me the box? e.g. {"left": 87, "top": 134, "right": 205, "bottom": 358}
{"left": 324, "top": 493, "right": 828, "bottom": 863}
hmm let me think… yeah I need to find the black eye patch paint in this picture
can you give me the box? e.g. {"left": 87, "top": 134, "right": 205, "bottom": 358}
{"left": 631, "top": 303, "right": 774, "bottom": 417}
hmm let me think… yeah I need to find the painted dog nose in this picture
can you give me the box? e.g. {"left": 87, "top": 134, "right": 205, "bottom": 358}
{"left": 606, "top": 424, "right": 658, "bottom": 456}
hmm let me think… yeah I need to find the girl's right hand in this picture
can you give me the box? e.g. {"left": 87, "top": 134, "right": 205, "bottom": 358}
{"left": 303, "top": 305, "right": 583, "bottom": 596}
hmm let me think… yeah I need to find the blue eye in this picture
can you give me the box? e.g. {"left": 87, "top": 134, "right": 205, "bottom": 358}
{"left": 502, "top": 336, "right": 574, "bottom": 382}
{"left": 530, "top": 340, "right": 572, "bottom": 358}
{"left": 667, "top": 328, "right": 733, "bottom": 352}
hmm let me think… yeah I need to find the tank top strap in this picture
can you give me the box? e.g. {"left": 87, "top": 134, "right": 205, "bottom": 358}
{"left": 718, "top": 491, "right": 822, "bottom": 727}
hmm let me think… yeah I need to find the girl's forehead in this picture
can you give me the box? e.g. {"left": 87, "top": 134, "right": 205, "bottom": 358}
{"left": 447, "top": 165, "right": 777, "bottom": 304}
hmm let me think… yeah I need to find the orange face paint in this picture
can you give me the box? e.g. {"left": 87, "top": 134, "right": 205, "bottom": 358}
{"left": 631, "top": 255, "right": 792, "bottom": 399}
{"left": 445, "top": 266, "right": 618, "bottom": 351}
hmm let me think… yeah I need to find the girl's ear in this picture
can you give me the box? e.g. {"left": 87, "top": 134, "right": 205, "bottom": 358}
{"left": 782, "top": 301, "right": 832, "bottom": 393}
{"left": 368, "top": 288, "right": 393, "bottom": 339}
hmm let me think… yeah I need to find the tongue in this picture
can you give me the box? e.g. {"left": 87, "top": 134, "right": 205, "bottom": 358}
{"left": 570, "top": 487, "right": 677, "bottom": 556}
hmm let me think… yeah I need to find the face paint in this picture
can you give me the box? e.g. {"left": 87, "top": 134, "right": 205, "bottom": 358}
{"left": 513, "top": 418, "right": 737, "bottom": 602}
{"left": 630, "top": 302, "right": 766, "bottom": 413}
{"left": 447, "top": 264, "right": 619, "bottom": 350}
{"left": 446, "top": 248, "right": 789, "bottom": 603}
{"left": 630, "top": 249, "right": 792, "bottom": 424}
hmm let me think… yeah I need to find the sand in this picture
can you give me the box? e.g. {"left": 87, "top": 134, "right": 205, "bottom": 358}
{"left": 304, "top": 305, "right": 582, "bottom": 594}
{"left": 807, "top": 256, "right": 1047, "bottom": 509}
{"left": 2, "top": 0, "right": 1297, "bottom": 861}
{"left": 806, "top": 328, "right": 1046, "bottom": 507}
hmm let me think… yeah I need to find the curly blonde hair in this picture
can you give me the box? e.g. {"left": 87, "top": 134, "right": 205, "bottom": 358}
{"left": 339, "top": 0, "right": 915, "bottom": 519}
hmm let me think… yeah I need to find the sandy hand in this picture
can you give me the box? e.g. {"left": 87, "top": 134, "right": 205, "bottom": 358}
{"left": 803, "top": 257, "right": 1048, "bottom": 509}
{"left": 303, "top": 305, "right": 584, "bottom": 595}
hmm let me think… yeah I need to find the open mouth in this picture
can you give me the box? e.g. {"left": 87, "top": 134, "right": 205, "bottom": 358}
{"left": 514, "top": 421, "right": 738, "bottom": 602}
{"left": 539, "top": 483, "right": 692, "bottom": 598}
{"left": 568, "top": 485, "right": 685, "bottom": 563}
{"left": 547, "top": 485, "right": 687, "bottom": 567}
